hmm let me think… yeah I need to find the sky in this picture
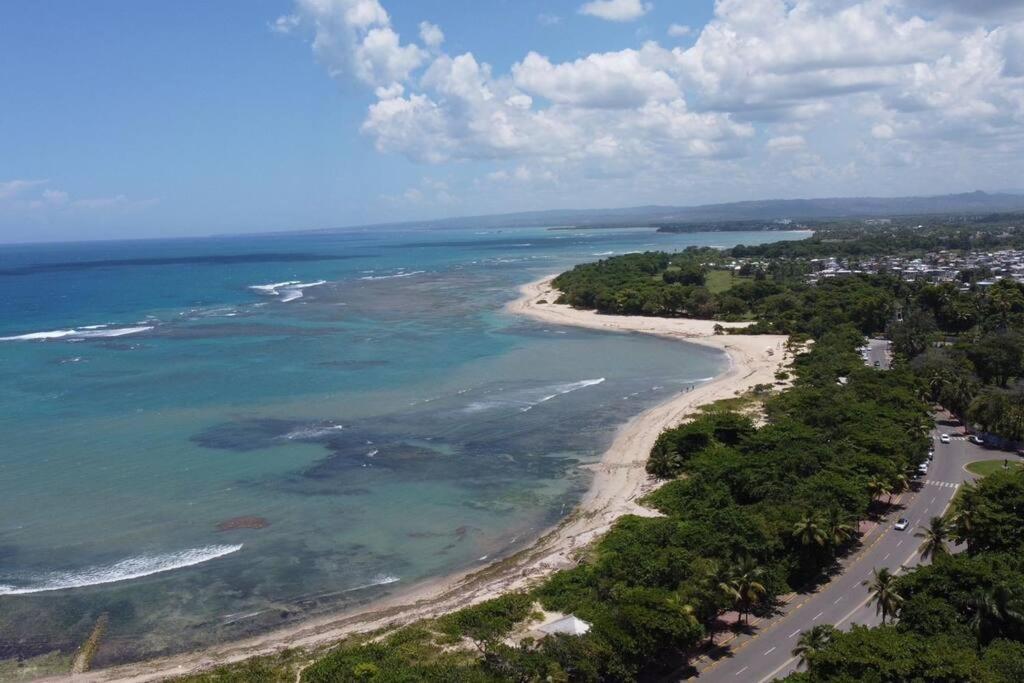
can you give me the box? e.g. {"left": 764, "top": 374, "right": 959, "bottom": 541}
{"left": 1, "top": 0, "right": 1023, "bottom": 243}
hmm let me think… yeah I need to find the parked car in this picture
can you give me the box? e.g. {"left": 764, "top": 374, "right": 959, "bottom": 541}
{"left": 918, "top": 463, "right": 929, "bottom": 475}
{"left": 940, "top": 434, "right": 951, "bottom": 444}
{"left": 969, "top": 435, "right": 984, "bottom": 445}
{"left": 895, "top": 518, "right": 910, "bottom": 531}
{"left": 928, "top": 450, "right": 934, "bottom": 461}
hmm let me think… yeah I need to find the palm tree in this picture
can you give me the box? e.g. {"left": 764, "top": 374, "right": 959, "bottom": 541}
{"left": 951, "top": 482, "right": 979, "bottom": 552}
{"left": 825, "top": 507, "right": 857, "bottom": 553}
{"left": 968, "top": 584, "right": 1024, "bottom": 643}
{"left": 791, "top": 624, "right": 838, "bottom": 667}
{"left": 863, "top": 567, "right": 903, "bottom": 624}
{"left": 666, "top": 593, "right": 700, "bottom": 631}
{"left": 793, "top": 513, "right": 827, "bottom": 549}
{"left": 867, "top": 479, "right": 890, "bottom": 508}
{"left": 915, "top": 516, "right": 951, "bottom": 562}
{"left": 888, "top": 473, "right": 910, "bottom": 505}
{"left": 719, "top": 556, "right": 767, "bottom": 625}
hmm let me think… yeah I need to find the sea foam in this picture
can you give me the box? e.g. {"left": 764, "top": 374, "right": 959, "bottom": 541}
{"left": 249, "top": 280, "right": 327, "bottom": 302}
{"left": 0, "top": 326, "right": 153, "bottom": 342}
{"left": 465, "top": 378, "right": 606, "bottom": 413}
{"left": 0, "top": 544, "right": 243, "bottom": 595}
{"left": 359, "top": 270, "right": 426, "bottom": 281}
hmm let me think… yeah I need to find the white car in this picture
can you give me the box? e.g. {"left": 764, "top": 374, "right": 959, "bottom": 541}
{"left": 894, "top": 518, "right": 910, "bottom": 531}
{"left": 918, "top": 463, "right": 929, "bottom": 475}
{"left": 939, "top": 434, "right": 951, "bottom": 444}
{"left": 969, "top": 435, "right": 984, "bottom": 445}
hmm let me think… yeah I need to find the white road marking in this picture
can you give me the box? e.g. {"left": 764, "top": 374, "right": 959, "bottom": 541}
{"left": 813, "top": 611, "right": 823, "bottom": 621}
{"left": 882, "top": 553, "right": 890, "bottom": 561}
{"left": 764, "top": 647, "right": 776, "bottom": 655}
{"left": 834, "top": 596, "right": 843, "bottom": 604}
{"left": 788, "top": 629, "right": 800, "bottom": 638}
{"left": 896, "top": 539, "right": 904, "bottom": 547}
{"left": 736, "top": 666, "right": 749, "bottom": 676}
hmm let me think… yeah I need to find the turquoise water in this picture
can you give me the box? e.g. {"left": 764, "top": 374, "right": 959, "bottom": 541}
{"left": 0, "top": 227, "right": 806, "bottom": 664}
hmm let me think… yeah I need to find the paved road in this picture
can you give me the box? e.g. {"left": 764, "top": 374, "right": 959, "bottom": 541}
{"left": 863, "top": 338, "right": 891, "bottom": 370}
{"left": 692, "top": 415, "right": 990, "bottom": 682}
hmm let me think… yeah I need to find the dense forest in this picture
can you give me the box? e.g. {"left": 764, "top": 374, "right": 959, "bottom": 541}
{"left": 552, "top": 250, "right": 903, "bottom": 335}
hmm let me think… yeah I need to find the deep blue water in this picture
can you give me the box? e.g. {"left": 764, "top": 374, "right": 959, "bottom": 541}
{"left": 0, "top": 226, "right": 807, "bottom": 664}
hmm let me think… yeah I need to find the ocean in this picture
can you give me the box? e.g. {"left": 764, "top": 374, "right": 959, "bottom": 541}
{"left": 0, "top": 226, "right": 807, "bottom": 666}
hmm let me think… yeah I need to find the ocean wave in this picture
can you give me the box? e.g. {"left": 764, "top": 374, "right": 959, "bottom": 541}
{"left": 0, "top": 326, "right": 153, "bottom": 342}
{"left": 281, "top": 423, "right": 345, "bottom": 440}
{"left": 341, "top": 574, "right": 400, "bottom": 593}
{"left": 358, "top": 270, "right": 426, "bottom": 281}
{"left": 0, "top": 544, "right": 242, "bottom": 595}
{"left": 522, "top": 378, "right": 606, "bottom": 411}
{"left": 249, "top": 280, "right": 327, "bottom": 302}
{"left": 465, "top": 378, "right": 606, "bottom": 413}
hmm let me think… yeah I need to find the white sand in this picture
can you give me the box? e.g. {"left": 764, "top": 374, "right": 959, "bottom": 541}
{"left": 65, "top": 276, "right": 790, "bottom": 683}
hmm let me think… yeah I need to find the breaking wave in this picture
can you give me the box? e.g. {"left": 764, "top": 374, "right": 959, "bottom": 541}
{"left": 0, "top": 544, "right": 243, "bottom": 595}
{"left": 249, "top": 280, "right": 327, "bottom": 302}
{"left": 0, "top": 326, "right": 153, "bottom": 342}
{"left": 359, "top": 270, "right": 426, "bottom": 281}
{"left": 465, "top": 378, "right": 606, "bottom": 413}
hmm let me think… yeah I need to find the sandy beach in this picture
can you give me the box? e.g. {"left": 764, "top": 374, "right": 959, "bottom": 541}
{"left": 62, "top": 276, "right": 789, "bottom": 682}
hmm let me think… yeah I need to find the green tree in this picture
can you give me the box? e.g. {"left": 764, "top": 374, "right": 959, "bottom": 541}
{"left": 793, "top": 513, "right": 828, "bottom": 549}
{"left": 719, "top": 556, "right": 768, "bottom": 625}
{"left": 915, "top": 516, "right": 951, "bottom": 563}
{"left": 791, "top": 624, "right": 838, "bottom": 668}
{"left": 863, "top": 567, "right": 903, "bottom": 625}
{"left": 968, "top": 584, "right": 1024, "bottom": 644}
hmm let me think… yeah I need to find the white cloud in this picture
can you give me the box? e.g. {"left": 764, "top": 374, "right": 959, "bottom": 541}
{"left": 766, "top": 135, "right": 807, "bottom": 152}
{"left": 871, "top": 123, "right": 895, "bottom": 139}
{"left": 284, "top": 0, "right": 1024, "bottom": 210}
{"left": 0, "top": 179, "right": 48, "bottom": 200}
{"left": 579, "top": 0, "right": 652, "bottom": 23}
{"left": 280, "top": 0, "right": 425, "bottom": 86}
{"left": 668, "top": 23, "right": 691, "bottom": 37}
{"left": 0, "top": 180, "right": 155, "bottom": 214}
{"left": 419, "top": 21, "right": 444, "bottom": 50}
{"left": 537, "top": 13, "right": 562, "bottom": 27}
{"left": 512, "top": 45, "right": 680, "bottom": 108}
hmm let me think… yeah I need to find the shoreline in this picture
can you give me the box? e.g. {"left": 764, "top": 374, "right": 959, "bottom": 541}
{"left": 61, "top": 276, "right": 789, "bottom": 683}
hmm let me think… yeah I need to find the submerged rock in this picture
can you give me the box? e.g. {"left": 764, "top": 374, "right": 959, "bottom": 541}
{"left": 216, "top": 516, "right": 270, "bottom": 531}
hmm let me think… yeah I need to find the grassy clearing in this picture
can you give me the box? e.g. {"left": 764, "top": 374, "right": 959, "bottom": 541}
{"left": 705, "top": 269, "right": 738, "bottom": 294}
{"left": 966, "top": 459, "right": 1024, "bottom": 477}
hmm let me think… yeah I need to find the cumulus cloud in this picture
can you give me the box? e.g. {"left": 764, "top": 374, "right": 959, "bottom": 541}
{"left": 668, "top": 23, "right": 692, "bottom": 37}
{"left": 277, "top": 0, "right": 425, "bottom": 86}
{"left": 419, "top": 21, "right": 444, "bottom": 50}
{"left": 282, "top": 0, "right": 1024, "bottom": 206}
{"left": 579, "top": 0, "right": 652, "bottom": 23}
{"left": 511, "top": 45, "right": 680, "bottom": 108}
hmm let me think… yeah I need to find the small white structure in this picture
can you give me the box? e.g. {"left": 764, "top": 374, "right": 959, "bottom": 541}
{"left": 537, "top": 615, "right": 592, "bottom": 637}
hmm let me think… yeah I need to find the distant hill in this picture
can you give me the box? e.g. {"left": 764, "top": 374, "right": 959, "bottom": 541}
{"left": 314, "top": 191, "right": 1024, "bottom": 233}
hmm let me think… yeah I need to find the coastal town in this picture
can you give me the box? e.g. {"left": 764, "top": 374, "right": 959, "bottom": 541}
{"left": 805, "top": 249, "right": 1024, "bottom": 286}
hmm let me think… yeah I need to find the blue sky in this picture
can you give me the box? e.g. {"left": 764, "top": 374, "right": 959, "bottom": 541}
{"left": 1, "top": 0, "right": 1022, "bottom": 242}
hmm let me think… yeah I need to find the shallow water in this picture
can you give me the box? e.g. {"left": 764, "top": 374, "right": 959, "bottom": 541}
{"left": 0, "top": 226, "right": 806, "bottom": 664}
